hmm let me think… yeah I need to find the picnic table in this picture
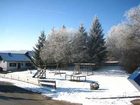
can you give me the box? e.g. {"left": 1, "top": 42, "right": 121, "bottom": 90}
{"left": 73, "top": 75, "right": 86, "bottom": 81}
{"left": 65, "top": 74, "right": 86, "bottom": 81}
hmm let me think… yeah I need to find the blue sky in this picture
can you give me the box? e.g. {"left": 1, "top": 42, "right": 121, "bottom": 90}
{"left": 0, "top": 0, "right": 139, "bottom": 51}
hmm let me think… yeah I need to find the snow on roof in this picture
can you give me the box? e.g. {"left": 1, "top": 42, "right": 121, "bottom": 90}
{"left": 0, "top": 52, "right": 31, "bottom": 62}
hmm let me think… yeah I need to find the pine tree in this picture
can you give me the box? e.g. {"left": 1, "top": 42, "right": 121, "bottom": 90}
{"left": 78, "top": 24, "right": 88, "bottom": 62}
{"left": 71, "top": 24, "right": 88, "bottom": 63}
{"left": 33, "top": 31, "right": 46, "bottom": 68}
{"left": 88, "top": 17, "right": 107, "bottom": 64}
{"left": 79, "top": 24, "right": 88, "bottom": 43}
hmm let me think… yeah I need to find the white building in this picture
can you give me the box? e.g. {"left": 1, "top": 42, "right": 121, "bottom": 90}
{"left": 0, "top": 52, "right": 33, "bottom": 71}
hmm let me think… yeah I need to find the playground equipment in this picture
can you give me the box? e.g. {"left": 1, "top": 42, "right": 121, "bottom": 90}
{"left": 128, "top": 67, "right": 140, "bottom": 91}
{"left": 32, "top": 69, "right": 46, "bottom": 78}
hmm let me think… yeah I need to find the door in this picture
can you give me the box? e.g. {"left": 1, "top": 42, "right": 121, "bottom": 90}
{"left": 18, "top": 63, "right": 21, "bottom": 69}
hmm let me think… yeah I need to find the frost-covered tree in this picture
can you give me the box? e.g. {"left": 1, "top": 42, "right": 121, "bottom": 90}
{"left": 41, "top": 26, "right": 74, "bottom": 67}
{"left": 88, "top": 17, "right": 107, "bottom": 64}
{"left": 71, "top": 24, "right": 88, "bottom": 63}
{"left": 106, "top": 5, "right": 140, "bottom": 73}
{"left": 33, "top": 31, "right": 46, "bottom": 68}
{"left": 41, "top": 28, "right": 57, "bottom": 64}
{"left": 53, "top": 26, "right": 71, "bottom": 65}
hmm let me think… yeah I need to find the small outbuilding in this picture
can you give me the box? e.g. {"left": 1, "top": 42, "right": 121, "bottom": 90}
{"left": 0, "top": 52, "right": 33, "bottom": 71}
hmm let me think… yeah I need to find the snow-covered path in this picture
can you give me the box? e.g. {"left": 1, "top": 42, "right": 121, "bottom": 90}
{"left": 0, "top": 69, "right": 139, "bottom": 105}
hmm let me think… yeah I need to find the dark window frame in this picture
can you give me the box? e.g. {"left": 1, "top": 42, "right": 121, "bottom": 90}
{"left": 9, "top": 63, "right": 16, "bottom": 67}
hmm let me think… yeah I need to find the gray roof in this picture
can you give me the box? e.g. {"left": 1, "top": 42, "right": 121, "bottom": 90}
{"left": 25, "top": 51, "right": 34, "bottom": 58}
{"left": 0, "top": 53, "right": 31, "bottom": 62}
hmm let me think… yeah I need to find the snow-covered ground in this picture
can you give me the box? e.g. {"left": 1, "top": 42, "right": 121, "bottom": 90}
{"left": 0, "top": 67, "right": 140, "bottom": 105}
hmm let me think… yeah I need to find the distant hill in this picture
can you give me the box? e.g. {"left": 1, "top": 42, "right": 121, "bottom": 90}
{"left": 0, "top": 50, "right": 32, "bottom": 54}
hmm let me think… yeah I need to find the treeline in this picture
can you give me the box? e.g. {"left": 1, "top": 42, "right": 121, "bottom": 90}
{"left": 33, "top": 17, "right": 107, "bottom": 68}
{"left": 33, "top": 5, "right": 140, "bottom": 73}
{"left": 106, "top": 5, "right": 140, "bottom": 73}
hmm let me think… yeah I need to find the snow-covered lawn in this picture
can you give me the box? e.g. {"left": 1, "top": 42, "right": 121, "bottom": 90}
{"left": 0, "top": 68, "right": 140, "bottom": 105}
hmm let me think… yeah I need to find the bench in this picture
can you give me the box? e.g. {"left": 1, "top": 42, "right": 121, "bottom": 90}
{"left": 38, "top": 79, "right": 56, "bottom": 89}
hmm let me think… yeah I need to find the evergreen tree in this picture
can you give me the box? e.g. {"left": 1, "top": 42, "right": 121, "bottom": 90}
{"left": 88, "top": 17, "right": 107, "bottom": 64}
{"left": 71, "top": 24, "right": 88, "bottom": 63}
{"left": 79, "top": 24, "right": 88, "bottom": 43}
{"left": 33, "top": 31, "right": 46, "bottom": 68}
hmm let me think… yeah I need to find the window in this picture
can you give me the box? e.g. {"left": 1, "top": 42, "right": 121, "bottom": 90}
{"left": 0, "top": 56, "right": 2, "bottom": 60}
{"left": 9, "top": 63, "right": 16, "bottom": 67}
{"left": 26, "top": 63, "right": 32, "bottom": 67}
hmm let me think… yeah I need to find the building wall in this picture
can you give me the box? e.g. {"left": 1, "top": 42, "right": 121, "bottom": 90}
{"left": 6, "top": 61, "right": 33, "bottom": 71}
{"left": 7, "top": 62, "right": 17, "bottom": 71}
{"left": 0, "top": 60, "right": 8, "bottom": 71}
